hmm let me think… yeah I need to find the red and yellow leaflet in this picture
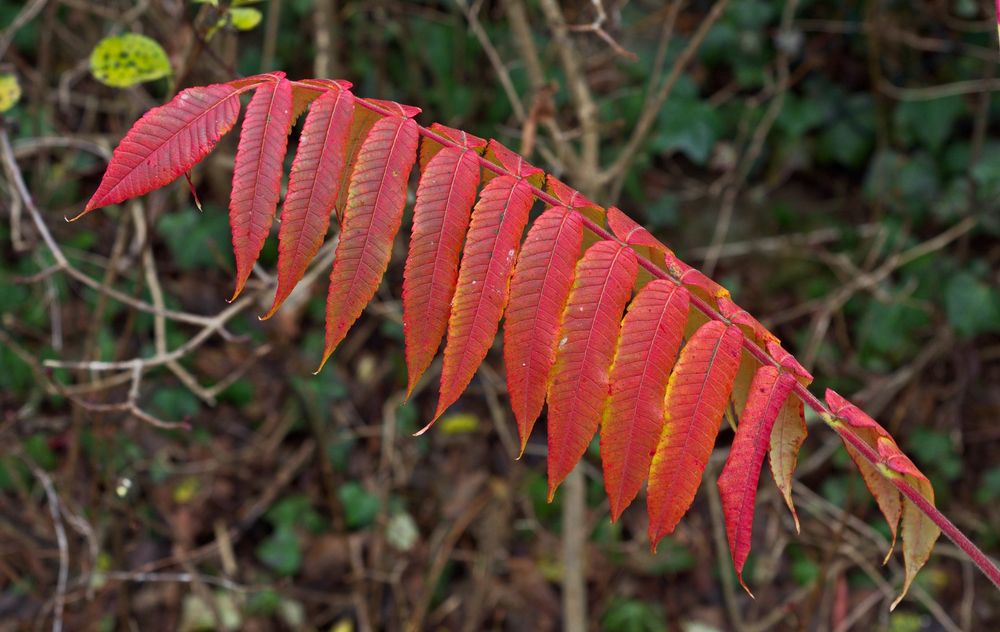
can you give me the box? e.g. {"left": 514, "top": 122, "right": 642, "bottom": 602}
{"left": 428, "top": 176, "right": 535, "bottom": 427}
{"left": 600, "top": 280, "right": 688, "bottom": 520}
{"left": 547, "top": 241, "right": 638, "bottom": 498}
{"left": 503, "top": 207, "right": 584, "bottom": 453}
{"left": 648, "top": 321, "right": 743, "bottom": 548}
{"left": 320, "top": 115, "right": 420, "bottom": 367}
{"left": 402, "top": 142, "right": 484, "bottom": 395}
{"left": 81, "top": 80, "right": 256, "bottom": 215}
{"left": 265, "top": 85, "right": 354, "bottom": 318}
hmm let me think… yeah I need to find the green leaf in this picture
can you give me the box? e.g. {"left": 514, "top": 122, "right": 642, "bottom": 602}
{"left": 857, "top": 298, "right": 930, "bottom": 368}
{"left": 908, "top": 428, "right": 961, "bottom": 482}
{"left": 157, "top": 206, "right": 231, "bottom": 271}
{"left": 256, "top": 524, "right": 302, "bottom": 576}
{"left": 894, "top": 97, "right": 965, "bottom": 151}
{"left": 226, "top": 7, "right": 263, "bottom": 31}
{"left": 652, "top": 78, "right": 720, "bottom": 165}
{"left": 89, "top": 33, "right": 172, "bottom": 88}
{"left": 975, "top": 467, "right": 1000, "bottom": 505}
{"left": 267, "top": 495, "right": 326, "bottom": 532}
{"left": 945, "top": 272, "right": 1000, "bottom": 338}
{"left": 816, "top": 93, "right": 875, "bottom": 168}
{"left": 0, "top": 73, "right": 22, "bottom": 112}
{"left": 337, "top": 482, "right": 380, "bottom": 529}
{"left": 601, "top": 598, "right": 667, "bottom": 632}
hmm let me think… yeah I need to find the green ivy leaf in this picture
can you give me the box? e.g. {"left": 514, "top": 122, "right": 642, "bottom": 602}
{"left": 601, "top": 598, "right": 667, "bottom": 632}
{"left": 652, "top": 78, "right": 721, "bottom": 165}
{"left": 945, "top": 272, "right": 1000, "bottom": 338}
{"left": 337, "top": 482, "right": 380, "bottom": 529}
{"left": 256, "top": 524, "right": 302, "bottom": 576}
{"left": 894, "top": 97, "right": 965, "bottom": 152}
{"left": 90, "top": 33, "right": 172, "bottom": 88}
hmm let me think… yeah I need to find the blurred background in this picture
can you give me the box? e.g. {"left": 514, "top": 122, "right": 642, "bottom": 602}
{"left": 1, "top": 0, "right": 999, "bottom": 630}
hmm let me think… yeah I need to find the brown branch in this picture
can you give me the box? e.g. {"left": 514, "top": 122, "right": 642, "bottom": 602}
{"left": 604, "top": 0, "right": 730, "bottom": 197}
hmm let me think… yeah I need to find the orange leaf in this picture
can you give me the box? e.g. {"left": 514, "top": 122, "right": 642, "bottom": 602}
{"left": 428, "top": 176, "right": 535, "bottom": 427}
{"left": 402, "top": 144, "right": 483, "bottom": 395}
{"left": 319, "top": 115, "right": 420, "bottom": 367}
{"left": 504, "top": 206, "right": 584, "bottom": 454}
{"left": 894, "top": 476, "right": 940, "bottom": 609}
{"left": 547, "top": 241, "right": 638, "bottom": 498}
{"left": 648, "top": 321, "right": 743, "bottom": 548}
{"left": 600, "top": 280, "right": 689, "bottom": 520}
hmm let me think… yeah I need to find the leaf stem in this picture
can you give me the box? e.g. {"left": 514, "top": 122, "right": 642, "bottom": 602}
{"left": 336, "top": 89, "right": 1000, "bottom": 590}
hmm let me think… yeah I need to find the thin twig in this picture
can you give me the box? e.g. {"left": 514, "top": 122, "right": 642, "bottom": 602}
{"left": 19, "top": 453, "right": 68, "bottom": 632}
{"left": 0, "top": 0, "right": 48, "bottom": 59}
{"left": 605, "top": 0, "right": 730, "bottom": 197}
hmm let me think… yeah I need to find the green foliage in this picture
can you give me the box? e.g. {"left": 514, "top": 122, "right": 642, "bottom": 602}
{"left": 157, "top": 205, "right": 232, "bottom": 271}
{"left": 337, "top": 482, "right": 380, "bottom": 530}
{"left": 256, "top": 495, "right": 326, "bottom": 576}
{"left": 601, "top": 598, "right": 668, "bottom": 632}
{"left": 651, "top": 76, "right": 721, "bottom": 165}
{"left": 945, "top": 272, "right": 1000, "bottom": 339}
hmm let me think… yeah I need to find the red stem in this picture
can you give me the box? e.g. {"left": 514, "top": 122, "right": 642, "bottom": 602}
{"left": 325, "top": 86, "right": 1000, "bottom": 590}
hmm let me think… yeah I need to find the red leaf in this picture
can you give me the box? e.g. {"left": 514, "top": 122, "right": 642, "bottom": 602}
{"left": 484, "top": 140, "right": 544, "bottom": 186}
{"left": 647, "top": 321, "right": 743, "bottom": 548}
{"left": 717, "top": 366, "right": 796, "bottom": 593}
{"left": 600, "top": 280, "right": 689, "bottom": 521}
{"left": 81, "top": 81, "right": 251, "bottom": 216}
{"left": 765, "top": 340, "right": 813, "bottom": 383}
{"left": 664, "top": 255, "right": 730, "bottom": 304}
{"left": 717, "top": 296, "right": 779, "bottom": 346}
{"left": 545, "top": 175, "right": 603, "bottom": 214}
{"left": 418, "top": 122, "right": 485, "bottom": 171}
{"left": 826, "top": 388, "right": 891, "bottom": 437}
{"left": 546, "top": 241, "right": 638, "bottom": 498}
{"left": 427, "top": 176, "right": 535, "bottom": 427}
{"left": 769, "top": 395, "right": 808, "bottom": 532}
{"left": 607, "top": 206, "right": 673, "bottom": 256}
{"left": 332, "top": 108, "right": 381, "bottom": 222}
{"left": 876, "top": 436, "right": 928, "bottom": 481}
{"left": 504, "top": 206, "right": 584, "bottom": 454}
{"left": 544, "top": 175, "right": 605, "bottom": 235}
{"left": 319, "top": 115, "right": 420, "bottom": 368}
{"left": 402, "top": 145, "right": 483, "bottom": 395}
{"left": 229, "top": 76, "right": 294, "bottom": 299}
{"left": 263, "top": 85, "right": 355, "bottom": 319}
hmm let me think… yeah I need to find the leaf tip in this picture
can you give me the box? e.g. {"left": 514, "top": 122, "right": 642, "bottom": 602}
{"left": 314, "top": 351, "right": 333, "bottom": 375}
{"left": 68, "top": 207, "right": 90, "bottom": 222}
{"left": 260, "top": 297, "right": 283, "bottom": 321}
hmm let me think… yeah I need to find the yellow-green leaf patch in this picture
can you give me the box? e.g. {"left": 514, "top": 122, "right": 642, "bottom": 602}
{"left": 0, "top": 73, "right": 21, "bottom": 112}
{"left": 90, "top": 33, "right": 172, "bottom": 88}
